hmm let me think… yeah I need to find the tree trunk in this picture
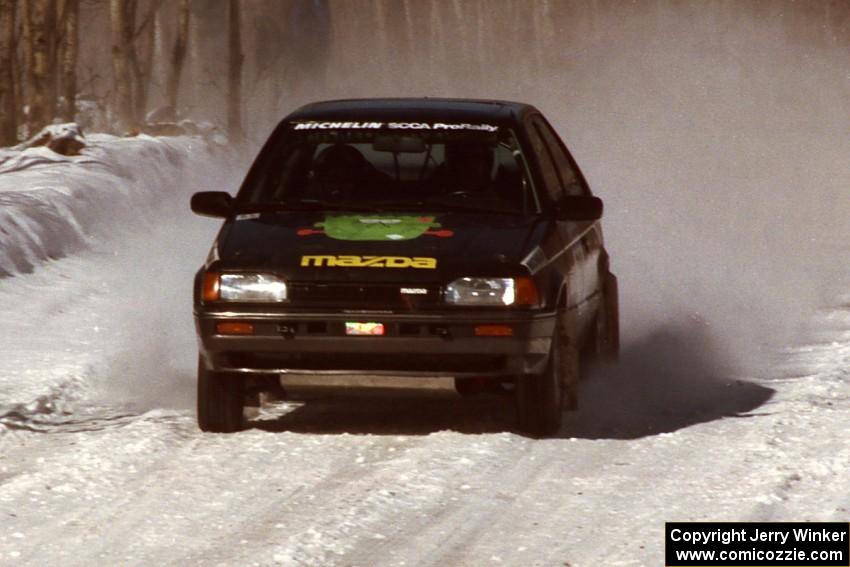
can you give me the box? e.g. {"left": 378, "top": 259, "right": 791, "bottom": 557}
{"left": 110, "top": 0, "right": 135, "bottom": 132}
{"left": 19, "top": 0, "right": 30, "bottom": 131}
{"left": 46, "top": 0, "right": 58, "bottom": 120}
{"left": 121, "top": 0, "right": 144, "bottom": 122}
{"left": 402, "top": 0, "right": 415, "bottom": 57}
{"left": 55, "top": 0, "right": 65, "bottom": 113}
{"left": 59, "top": 0, "right": 79, "bottom": 122}
{"left": 374, "top": 0, "right": 388, "bottom": 55}
{"left": 227, "top": 0, "right": 243, "bottom": 141}
{"left": 27, "top": 0, "right": 57, "bottom": 132}
{"left": 0, "top": 0, "right": 17, "bottom": 145}
{"left": 428, "top": 0, "right": 442, "bottom": 79}
{"left": 165, "top": 0, "right": 190, "bottom": 118}
{"left": 133, "top": 0, "right": 159, "bottom": 121}
{"left": 150, "top": 1, "right": 170, "bottom": 115}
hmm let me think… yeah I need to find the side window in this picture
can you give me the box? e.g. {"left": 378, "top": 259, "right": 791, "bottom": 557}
{"left": 525, "top": 120, "right": 563, "bottom": 203}
{"left": 532, "top": 116, "right": 585, "bottom": 197}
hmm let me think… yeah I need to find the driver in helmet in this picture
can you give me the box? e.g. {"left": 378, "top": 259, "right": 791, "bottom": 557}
{"left": 310, "top": 143, "right": 372, "bottom": 201}
{"left": 433, "top": 142, "right": 495, "bottom": 194}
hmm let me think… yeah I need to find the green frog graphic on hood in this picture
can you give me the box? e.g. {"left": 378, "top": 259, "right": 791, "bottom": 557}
{"left": 297, "top": 214, "right": 453, "bottom": 241}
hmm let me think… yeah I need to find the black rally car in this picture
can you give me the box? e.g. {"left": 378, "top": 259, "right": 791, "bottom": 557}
{"left": 191, "top": 98, "right": 619, "bottom": 436}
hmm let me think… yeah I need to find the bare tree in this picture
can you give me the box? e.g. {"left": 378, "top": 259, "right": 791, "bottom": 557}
{"left": 427, "top": 0, "right": 444, "bottom": 80}
{"left": 26, "top": 0, "right": 58, "bottom": 132}
{"left": 134, "top": 0, "right": 161, "bottom": 120}
{"left": 0, "top": 0, "right": 17, "bottom": 145}
{"left": 374, "top": 0, "right": 388, "bottom": 55}
{"left": 58, "top": 0, "right": 79, "bottom": 122}
{"left": 227, "top": 0, "right": 242, "bottom": 141}
{"left": 107, "top": 0, "right": 164, "bottom": 130}
{"left": 110, "top": 0, "right": 135, "bottom": 132}
{"left": 165, "top": 0, "right": 190, "bottom": 118}
{"left": 402, "top": 0, "right": 415, "bottom": 60}
{"left": 18, "top": 0, "right": 30, "bottom": 128}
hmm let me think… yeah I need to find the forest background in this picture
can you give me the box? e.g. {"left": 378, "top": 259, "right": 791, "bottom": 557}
{"left": 1, "top": 0, "right": 849, "bottom": 148}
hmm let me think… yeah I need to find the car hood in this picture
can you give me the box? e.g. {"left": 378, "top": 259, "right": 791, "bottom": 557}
{"left": 215, "top": 211, "right": 547, "bottom": 283}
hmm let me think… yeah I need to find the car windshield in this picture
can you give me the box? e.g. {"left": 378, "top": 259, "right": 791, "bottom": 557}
{"left": 237, "top": 123, "right": 537, "bottom": 215}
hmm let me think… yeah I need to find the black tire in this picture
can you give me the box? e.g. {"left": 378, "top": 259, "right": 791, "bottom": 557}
{"left": 590, "top": 271, "right": 620, "bottom": 362}
{"left": 197, "top": 357, "right": 244, "bottom": 433}
{"left": 561, "top": 338, "right": 581, "bottom": 411}
{"left": 516, "top": 311, "right": 578, "bottom": 437}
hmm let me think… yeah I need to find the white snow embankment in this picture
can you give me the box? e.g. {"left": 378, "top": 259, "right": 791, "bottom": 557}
{"left": 0, "top": 134, "right": 221, "bottom": 427}
{"left": 0, "top": 134, "right": 214, "bottom": 277}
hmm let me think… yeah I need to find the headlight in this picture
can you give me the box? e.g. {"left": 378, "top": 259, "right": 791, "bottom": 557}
{"left": 445, "top": 277, "right": 540, "bottom": 306}
{"left": 446, "top": 277, "right": 515, "bottom": 306}
{"left": 203, "top": 272, "right": 288, "bottom": 302}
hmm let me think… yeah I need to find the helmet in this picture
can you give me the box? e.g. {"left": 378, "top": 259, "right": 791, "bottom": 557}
{"left": 443, "top": 142, "right": 494, "bottom": 192}
{"left": 311, "top": 144, "right": 370, "bottom": 199}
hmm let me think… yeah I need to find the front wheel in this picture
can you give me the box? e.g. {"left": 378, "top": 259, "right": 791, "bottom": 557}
{"left": 197, "top": 357, "right": 245, "bottom": 433}
{"left": 516, "top": 312, "right": 579, "bottom": 437}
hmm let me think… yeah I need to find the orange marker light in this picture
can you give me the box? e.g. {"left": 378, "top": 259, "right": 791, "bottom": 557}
{"left": 215, "top": 322, "right": 255, "bottom": 335}
{"left": 202, "top": 272, "right": 220, "bottom": 302}
{"left": 474, "top": 324, "right": 513, "bottom": 337}
{"left": 515, "top": 277, "right": 540, "bottom": 306}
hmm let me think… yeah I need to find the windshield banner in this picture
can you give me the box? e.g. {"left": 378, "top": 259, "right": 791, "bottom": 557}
{"left": 291, "top": 121, "right": 498, "bottom": 132}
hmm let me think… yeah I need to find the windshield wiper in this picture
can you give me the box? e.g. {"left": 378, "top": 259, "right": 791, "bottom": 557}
{"left": 420, "top": 200, "right": 525, "bottom": 215}
{"left": 236, "top": 200, "right": 525, "bottom": 216}
{"left": 235, "top": 201, "right": 384, "bottom": 213}
{"left": 233, "top": 202, "right": 291, "bottom": 213}
{"left": 297, "top": 202, "right": 387, "bottom": 212}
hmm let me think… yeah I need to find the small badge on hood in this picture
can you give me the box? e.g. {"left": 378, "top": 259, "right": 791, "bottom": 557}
{"left": 400, "top": 288, "right": 428, "bottom": 295}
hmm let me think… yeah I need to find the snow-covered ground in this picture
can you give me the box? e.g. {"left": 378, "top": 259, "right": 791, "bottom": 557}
{"left": 0, "top": 131, "right": 848, "bottom": 566}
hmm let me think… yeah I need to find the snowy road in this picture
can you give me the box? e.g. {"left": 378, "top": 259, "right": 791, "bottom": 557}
{"left": 0, "top": 172, "right": 848, "bottom": 566}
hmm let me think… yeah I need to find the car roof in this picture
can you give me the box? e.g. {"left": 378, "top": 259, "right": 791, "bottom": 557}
{"left": 284, "top": 98, "right": 537, "bottom": 125}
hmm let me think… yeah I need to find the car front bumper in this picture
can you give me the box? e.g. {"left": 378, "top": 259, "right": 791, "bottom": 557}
{"left": 195, "top": 310, "right": 555, "bottom": 378}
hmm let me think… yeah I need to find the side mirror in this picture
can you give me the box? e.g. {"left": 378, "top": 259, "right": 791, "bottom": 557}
{"left": 556, "top": 195, "right": 603, "bottom": 221}
{"left": 191, "top": 191, "right": 233, "bottom": 218}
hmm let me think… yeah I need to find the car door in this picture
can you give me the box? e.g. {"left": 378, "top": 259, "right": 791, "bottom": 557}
{"left": 527, "top": 115, "right": 600, "bottom": 329}
{"left": 523, "top": 115, "right": 584, "bottom": 315}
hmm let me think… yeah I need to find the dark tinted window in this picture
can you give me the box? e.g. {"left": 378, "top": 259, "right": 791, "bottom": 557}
{"left": 533, "top": 116, "right": 585, "bottom": 196}
{"left": 525, "top": 120, "right": 563, "bottom": 203}
{"left": 238, "top": 125, "right": 536, "bottom": 215}
{"left": 532, "top": 116, "right": 585, "bottom": 197}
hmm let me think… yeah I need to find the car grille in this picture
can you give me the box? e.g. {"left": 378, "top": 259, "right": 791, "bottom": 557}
{"left": 288, "top": 282, "right": 442, "bottom": 310}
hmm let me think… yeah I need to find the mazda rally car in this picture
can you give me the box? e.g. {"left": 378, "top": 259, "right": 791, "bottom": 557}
{"left": 191, "top": 98, "right": 619, "bottom": 436}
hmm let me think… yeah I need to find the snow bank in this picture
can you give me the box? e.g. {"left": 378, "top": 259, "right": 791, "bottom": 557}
{"left": 0, "top": 133, "right": 233, "bottom": 424}
{"left": 0, "top": 134, "right": 214, "bottom": 277}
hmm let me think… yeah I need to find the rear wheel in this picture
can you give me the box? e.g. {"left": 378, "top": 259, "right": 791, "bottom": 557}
{"left": 197, "top": 357, "right": 244, "bottom": 433}
{"left": 589, "top": 271, "right": 620, "bottom": 362}
{"left": 516, "top": 311, "right": 578, "bottom": 436}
